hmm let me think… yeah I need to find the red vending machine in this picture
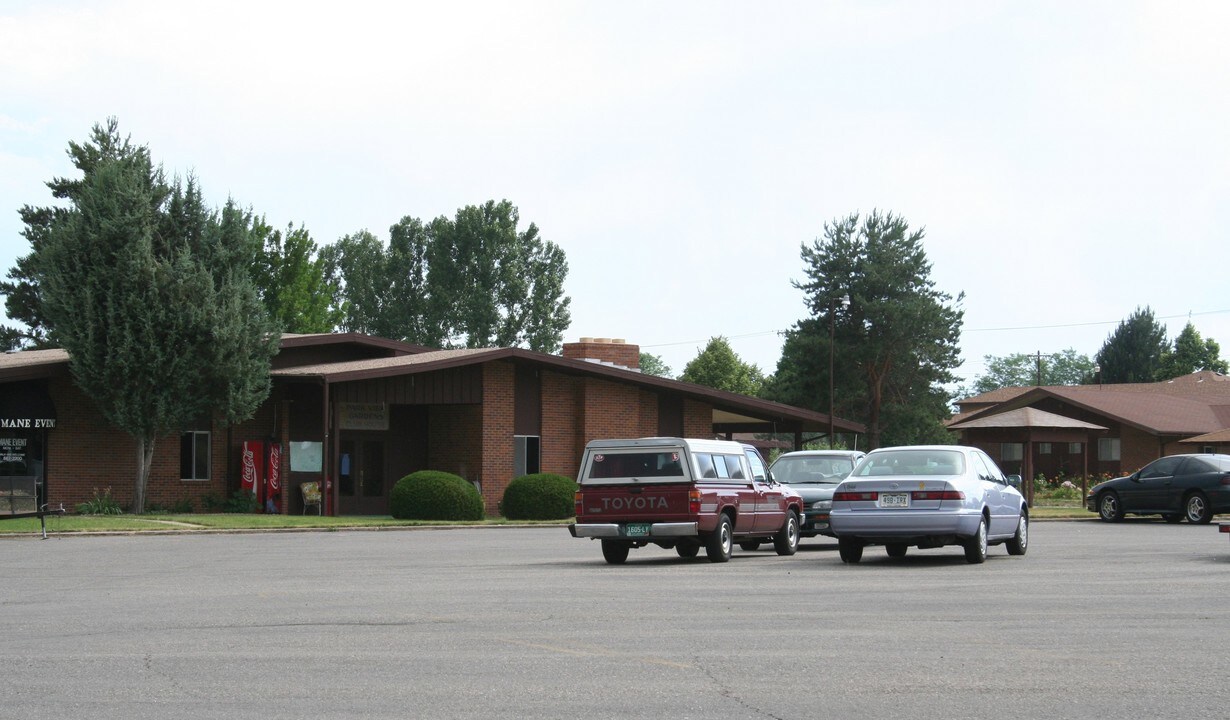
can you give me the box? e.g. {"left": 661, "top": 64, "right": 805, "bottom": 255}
{"left": 241, "top": 441, "right": 282, "bottom": 512}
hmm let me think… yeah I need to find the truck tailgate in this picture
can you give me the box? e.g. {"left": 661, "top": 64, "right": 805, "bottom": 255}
{"left": 577, "top": 483, "right": 693, "bottom": 521}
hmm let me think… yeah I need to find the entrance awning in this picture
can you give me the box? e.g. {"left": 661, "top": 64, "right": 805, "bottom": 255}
{"left": 0, "top": 382, "right": 57, "bottom": 430}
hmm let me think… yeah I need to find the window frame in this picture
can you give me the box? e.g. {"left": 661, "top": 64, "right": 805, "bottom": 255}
{"left": 180, "top": 429, "right": 211, "bottom": 481}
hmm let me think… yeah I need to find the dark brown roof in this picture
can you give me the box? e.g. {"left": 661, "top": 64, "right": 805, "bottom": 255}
{"left": 1180, "top": 429, "right": 1230, "bottom": 444}
{"left": 948, "top": 407, "right": 1107, "bottom": 431}
{"left": 273, "top": 346, "right": 866, "bottom": 434}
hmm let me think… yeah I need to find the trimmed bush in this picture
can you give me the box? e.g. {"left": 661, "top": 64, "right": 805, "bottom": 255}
{"left": 390, "top": 471, "right": 485, "bottom": 521}
{"left": 501, "top": 473, "right": 576, "bottom": 520}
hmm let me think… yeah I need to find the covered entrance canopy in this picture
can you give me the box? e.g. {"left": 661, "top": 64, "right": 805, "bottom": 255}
{"left": 949, "top": 407, "right": 1107, "bottom": 504}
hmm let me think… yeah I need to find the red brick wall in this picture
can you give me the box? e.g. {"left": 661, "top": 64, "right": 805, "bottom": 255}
{"left": 682, "top": 399, "right": 712, "bottom": 439}
{"left": 541, "top": 371, "right": 581, "bottom": 477}
{"left": 45, "top": 376, "right": 232, "bottom": 512}
{"left": 480, "top": 362, "right": 515, "bottom": 514}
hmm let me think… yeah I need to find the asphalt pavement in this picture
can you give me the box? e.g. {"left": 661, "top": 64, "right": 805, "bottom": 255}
{"left": 2, "top": 520, "right": 1228, "bottom": 719}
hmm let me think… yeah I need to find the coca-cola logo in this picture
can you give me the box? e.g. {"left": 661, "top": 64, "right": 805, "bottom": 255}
{"left": 241, "top": 446, "right": 256, "bottom": 488}
{"left": 268, "top": 445, "right": 281, "bottom": 492}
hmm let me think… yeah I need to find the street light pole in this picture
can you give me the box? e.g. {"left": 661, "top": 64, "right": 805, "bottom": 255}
{"left": 828, "top": 294, "right": 849, "bottom": 449}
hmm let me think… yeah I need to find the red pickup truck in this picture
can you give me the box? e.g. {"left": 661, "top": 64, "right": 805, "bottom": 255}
{"left": 569, "top": 437, "right": 804, "bottom": 564}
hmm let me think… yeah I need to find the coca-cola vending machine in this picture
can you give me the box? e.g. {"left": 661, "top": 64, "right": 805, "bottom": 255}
{"left": 241, "top": 440, "right": 282, "bottom": 512}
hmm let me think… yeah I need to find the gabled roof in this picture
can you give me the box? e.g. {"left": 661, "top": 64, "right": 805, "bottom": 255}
{"left": 271, "top": 345, "right": 866, "bottom": 434}
{"left": 1180, "top": 428, "right": 1230, "bottom": 444}
{"left": 0, "top": 334, "right": 865, "bottom": 435}
{"left": 948, "top": 406, "right": 1107, "bottom": 431}
{"left": 958, "top": 385, "right": 1225, "bottom": 437}
{"left": 0, "top": 348, "right": 70, "bottom": 381}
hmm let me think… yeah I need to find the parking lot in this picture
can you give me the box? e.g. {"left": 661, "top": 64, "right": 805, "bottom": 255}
{"left": 2, "top": 520, "right": 1229, "bottom": 719}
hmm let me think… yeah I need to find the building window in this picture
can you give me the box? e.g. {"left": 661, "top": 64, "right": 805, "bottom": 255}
{"left": 1098, "top": 438, "right": 1121, "bottom": 462}
{"left": 514, "top": 436, "right": 540, "bottom": 477}
{"left": 1038, "top": 443, "right": 1052, "bottom": 455}
{"left": 1069, "top": 443, "right": 1082, "bottom": 454}
{"left": 180, "top": 430, "right": 211, "bottom": 481}
{"left": 1001, "top": 443, "right": 1023, "bottom": 462}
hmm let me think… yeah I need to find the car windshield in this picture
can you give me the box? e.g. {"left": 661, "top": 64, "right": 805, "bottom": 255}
{"left": 852, "top": 450, "right": 966, "bottom": 477}
{"left": 770, "top": 456, "right": 854, "bottom": 484}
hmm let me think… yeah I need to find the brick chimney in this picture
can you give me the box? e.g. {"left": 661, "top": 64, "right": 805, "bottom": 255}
{"left": 562, "top": 337, "right": 641, "bottom": 371}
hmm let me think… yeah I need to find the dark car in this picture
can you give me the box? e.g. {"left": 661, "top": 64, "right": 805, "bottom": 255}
{"left": 1086, "top": 454, "right": 1230, "bottom": 523}
{"left": 768, "top": 450, "right": 865, "bottom": 539}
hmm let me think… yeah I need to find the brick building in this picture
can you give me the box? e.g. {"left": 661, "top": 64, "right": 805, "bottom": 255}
{"left": 948, "top": 371, "right": 1230, "bottom": 489}
{"left": 0, "top": 334, "right": 864, "bottom": 516}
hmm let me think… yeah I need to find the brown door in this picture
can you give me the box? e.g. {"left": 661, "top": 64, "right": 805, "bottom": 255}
{"left": 337, "top": 438, "right": 387, "bottom": 515}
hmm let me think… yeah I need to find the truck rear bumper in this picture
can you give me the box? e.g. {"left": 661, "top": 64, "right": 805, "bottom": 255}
{"left": 570, "top": 522, "right": 699, "bottom": 539}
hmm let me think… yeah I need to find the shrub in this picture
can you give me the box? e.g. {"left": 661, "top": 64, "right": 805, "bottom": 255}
{"left": 224, "top": 490, "right": 261, "bottom": 514}
{"left": 390, "top": 471, "right": 485, "bottom": 521}
{"left": 76, "top": 487, "right": 124, "bottom": 515}
{"left": 501, "top": 473, "right": 576, "bottom": 520}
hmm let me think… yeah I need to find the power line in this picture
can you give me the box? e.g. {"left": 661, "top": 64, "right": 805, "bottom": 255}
{"left": 642, "top": 308, "right": 1230, "bottom": 351}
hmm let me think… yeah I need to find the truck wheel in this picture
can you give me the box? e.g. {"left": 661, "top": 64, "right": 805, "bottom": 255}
{"left": 601, "top": 540, "right": 629, "bottom": 565}
{"left": 675, "top": 541, "right": 700, "bottom": 558}
{"left": 774, "top": 511, "right": 800, "bottom": 556}
{"left": 705, "top": 514, "right": 733, "bottom": 563}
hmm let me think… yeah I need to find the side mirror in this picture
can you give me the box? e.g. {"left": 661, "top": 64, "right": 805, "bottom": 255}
{"left": 1006, "top": 475, "right": 1023, "bottom": 489}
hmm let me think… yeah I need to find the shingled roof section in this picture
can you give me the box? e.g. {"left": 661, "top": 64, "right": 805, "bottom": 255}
{"left": 950, "top": 372, "right": 1230, "bottom": 438}
{"left": 948, "top": 407, "right": 1107, "bottom": 431}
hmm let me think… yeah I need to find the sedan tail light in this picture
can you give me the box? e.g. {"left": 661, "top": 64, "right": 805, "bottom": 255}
{"left": 834, "top": 491, "right": 879, "bottom": 502}
{"left": 1220, "top": 474, "right": 1230, "bottom": 486}
{"left": 912, "top": 490, "right": 966, "bottom": 500}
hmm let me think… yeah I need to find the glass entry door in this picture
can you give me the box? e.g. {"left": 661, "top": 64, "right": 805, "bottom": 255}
{"left": 337, "top": 438, "right": 387, "bottom": 515}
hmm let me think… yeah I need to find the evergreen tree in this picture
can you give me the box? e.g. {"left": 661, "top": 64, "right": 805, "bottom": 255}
{"left": 1094, "top": 307, "right": 1168, "bottom": 383}
{"left": 767, "top": 210, "right": 963, "bottom": 448}
{"left": 34, "top": 120, "right": 278, "bottom": 513}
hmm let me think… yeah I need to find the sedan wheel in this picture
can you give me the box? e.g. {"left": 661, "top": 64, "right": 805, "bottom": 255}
{"left": 1098, "top": 492, "right": 1124, "bottom": 522}
{"left": 963, "top": 516, "right": 987, "bottom": 564}
{"left": 773, "top": 511, "right": 800, "bottom": 556}
{"left": 1185, "top": 492, "right": 1213, "bottom": 524}
{"left": 1006, "top": 513, "right": 1028, "bottom": 556}
{"left": 838, "top": 537, "right": 863, "bottom": 564}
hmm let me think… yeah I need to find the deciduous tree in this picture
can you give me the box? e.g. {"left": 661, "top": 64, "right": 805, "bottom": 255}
{"left": 971, "top": 349, "right": 1097, "bottom": 394}
{"left": 681, "top": 336, "right": 764, "bottom": 395}
{"left": 1157, "top": 322, "right": 1227, "bottom": 378}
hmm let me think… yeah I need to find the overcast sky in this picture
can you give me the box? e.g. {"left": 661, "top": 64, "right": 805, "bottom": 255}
{"left": 3, "top": 1, "right": 1228, "bottom": 389}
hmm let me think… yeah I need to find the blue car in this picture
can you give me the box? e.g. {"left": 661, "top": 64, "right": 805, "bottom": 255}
{"left": 829, "top": 445, "right": 1028, "bottom": 564}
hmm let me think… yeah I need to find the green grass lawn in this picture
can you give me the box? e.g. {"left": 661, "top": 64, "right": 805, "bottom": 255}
{"left": 1, "top": 508, "right": 1102, "bottom": 535}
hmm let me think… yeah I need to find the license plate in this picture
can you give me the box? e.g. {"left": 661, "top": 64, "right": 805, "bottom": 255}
{"left": 879, "top": 493, "right": 910, "bottom": 508}
{"left": 625, "top": 523, "right": 651, "bottom": 537}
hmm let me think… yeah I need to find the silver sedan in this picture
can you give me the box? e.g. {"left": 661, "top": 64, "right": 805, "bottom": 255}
{"left": 829, "top": 445, "right": 1029, "bottom": 564}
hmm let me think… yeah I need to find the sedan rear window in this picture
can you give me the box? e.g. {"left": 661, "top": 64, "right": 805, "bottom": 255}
{"left": 854, "top": 450, "right": 966, "bottom": 477}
